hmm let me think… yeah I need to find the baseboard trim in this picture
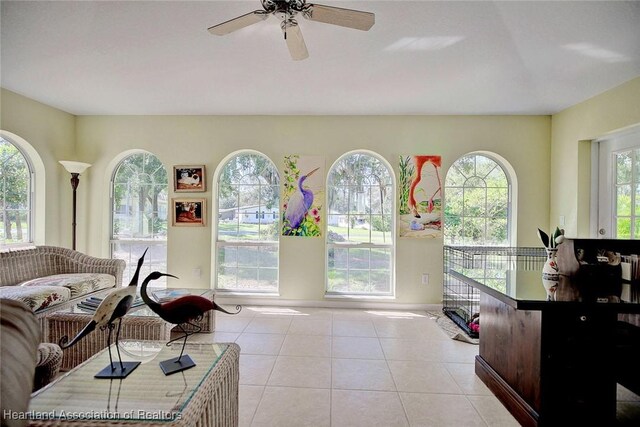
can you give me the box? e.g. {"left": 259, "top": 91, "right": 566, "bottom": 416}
{"left": 214, "top": 295, "right": 441, "bottom": 312}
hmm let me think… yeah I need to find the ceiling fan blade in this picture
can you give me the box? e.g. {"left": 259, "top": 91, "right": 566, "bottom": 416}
{"left": 303, "top": 3, "right": 375, "bottom": 31}
{"left": 283, "top": 21, "right": 309, "bottom": 61}
{"left": 208, "top": 10, "right": 268, "bottom": 36}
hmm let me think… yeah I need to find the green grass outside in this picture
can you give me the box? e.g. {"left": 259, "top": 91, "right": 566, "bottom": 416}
{"left": 218, "top": 221, "right": 391, "bottom": 243}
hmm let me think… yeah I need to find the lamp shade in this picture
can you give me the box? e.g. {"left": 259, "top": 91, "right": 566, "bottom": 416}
{"left": 59, "top": 160, "right": 91, "bottom": 174}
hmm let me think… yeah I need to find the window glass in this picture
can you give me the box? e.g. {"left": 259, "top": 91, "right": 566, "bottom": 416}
{"left": 111, "top": 152, "right": 168, "bottom": 285}
{"left": 444, "top": 154, "right": 510, "bottom": 246}
{"left": 326, "top": 152, "right": 394, "bottom": 295}
{"left": 0, "top": 137, "right": 32, "bottom": 246}
{"left": 216, "top": 153, "right": 279, "bottom": 292}
{"left": 614, "top": 149, "right": 640, "bottom": 238}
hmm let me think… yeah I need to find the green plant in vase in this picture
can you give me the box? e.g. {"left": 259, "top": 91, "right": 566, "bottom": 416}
{"left": 538, "top": 227, "right": 565, "bottom": 301}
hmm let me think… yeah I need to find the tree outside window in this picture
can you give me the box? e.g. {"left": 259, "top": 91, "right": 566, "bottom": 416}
{"left": 613, "top": 149, "right": 640, "bottom": 238}
{"left": 111, "top": 152, "right": 168, "bottom": 285}
{"left": 444, "top": 154, "right": 510, "bottom": 246}
{"left": 0, "top": 137, "right": 31, "bottom": 246}
{"left": 326, "top": 152, "right": 394, "bottom": 295}
{"left": 216, "top": 152, "right": 279, "bottom": 292}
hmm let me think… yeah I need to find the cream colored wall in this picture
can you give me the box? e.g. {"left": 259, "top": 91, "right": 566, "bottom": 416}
{"left": 0, "top": 88, "right": 77, "bottom": 248}
{"left": 550, "top": 77, "right": 640, "bottom": 238}
{"left": 5, "top": 74, "right": 640, "bottom": 303}
{"left": 76, "top": 115, "right": 551, "bottom": 304}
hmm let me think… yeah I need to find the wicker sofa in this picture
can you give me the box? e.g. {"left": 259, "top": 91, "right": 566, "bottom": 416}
{"left": 0, "top": 246, "right": 125, "bottom": 327}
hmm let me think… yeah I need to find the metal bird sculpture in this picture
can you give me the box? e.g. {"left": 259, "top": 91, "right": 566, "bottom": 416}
{"left": 139, "top": 271, "right": 241, "bottom": 374}
{"left": 59, "top": 248, "right": 148, "bottom": 378}
{"left": 283, "top": 167, "right": 319, "bottom": 233}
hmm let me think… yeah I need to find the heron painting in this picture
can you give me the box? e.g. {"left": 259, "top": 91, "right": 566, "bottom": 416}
{"left": 281, "top": 155, "right": 324, "bottom": 237}
{"left": 398, "top": 155, "right": 442, "bottom": 238}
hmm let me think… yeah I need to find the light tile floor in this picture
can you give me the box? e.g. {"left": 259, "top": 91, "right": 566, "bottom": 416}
{"left": 186, "top": 306, "right": 509, "bottom": 427}
{"left": 186, "top": 306, "right": 640, "bottom": 426}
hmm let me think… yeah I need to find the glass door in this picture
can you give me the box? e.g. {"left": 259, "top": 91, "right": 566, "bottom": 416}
{"left": 598, "top": 128, "right": 640, "bottom": 238}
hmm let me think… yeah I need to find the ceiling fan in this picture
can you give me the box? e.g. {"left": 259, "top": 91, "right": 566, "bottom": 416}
{"left": 208, "top": 0, "right": 375, "bottom": 60}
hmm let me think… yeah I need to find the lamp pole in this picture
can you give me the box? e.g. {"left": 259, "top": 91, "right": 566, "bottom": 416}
{"left": 59, "top": 161, "right": 91, "bottom": 250}
{"left": 69, "top": 172, "right": 80, "bottom": 250}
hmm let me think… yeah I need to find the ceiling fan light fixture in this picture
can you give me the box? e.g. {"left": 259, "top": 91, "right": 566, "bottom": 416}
{"left": 208, "top": 0, "right": 374, "bottom": 59}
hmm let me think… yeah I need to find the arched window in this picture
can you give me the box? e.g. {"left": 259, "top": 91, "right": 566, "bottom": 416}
{"left": 444, "top": 153, "right": 512, "bottom": 246}
{"left": 110, "top": 152, "right": 168, "bottom": 285}
{"left": 326, "top": 152, "right": 394, "bottom": 296}
{"left": 0, "top": 136, "right": 33, "bottom": 247}
{"left": 215, "top": 152, "right": 279, "bottom": 292}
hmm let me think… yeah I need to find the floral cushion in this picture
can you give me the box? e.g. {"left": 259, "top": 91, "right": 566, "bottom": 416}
{"left": 0, "top": 286, "right": 70, "bottom": 312}
{"left": 19, "top": 273, "right": 115, "bottom": 299}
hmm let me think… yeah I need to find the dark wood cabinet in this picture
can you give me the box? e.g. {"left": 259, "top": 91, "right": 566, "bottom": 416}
{"left": 476, "top": 292, "right": 621, "bottom": 426}
{"left": 445, "top": 240, "right": 640, "bottom": 426}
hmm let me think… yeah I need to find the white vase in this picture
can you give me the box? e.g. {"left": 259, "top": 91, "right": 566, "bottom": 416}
{"left": 542, "top": 248, "right": 559, "bottom": 301}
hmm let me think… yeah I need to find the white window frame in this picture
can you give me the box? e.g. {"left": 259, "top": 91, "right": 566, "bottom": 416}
{"left": 444, "top": 152, "right": 515, "bottom": 247}
{"left": 594, "top": 126, "right": 640, "bottom": 238}
{"left": 325, "top": 150, "right": 396, "bottom": 297}
{"left": 214, "top": 150, "right": 280, "bottom": 294}
{"left": 109, "top": 151, "right": 168, "bottom": 286}
{"left": 0, "top": 136, "right": 34, "bottom": 248}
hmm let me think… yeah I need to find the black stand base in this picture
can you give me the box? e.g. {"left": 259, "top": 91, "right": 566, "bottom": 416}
{"left": 159, "top": 355, "right": 196, "bottom": 375}
{"left": 95, "top": 361, "right": 141, "bottom": 379}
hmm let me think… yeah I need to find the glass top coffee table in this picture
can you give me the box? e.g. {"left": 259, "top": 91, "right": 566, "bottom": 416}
{"left": 27, "top": 341, "right": 240, "bottom": 426}
{"left": 46, "top": 288, "right": 216, "bottom": 371}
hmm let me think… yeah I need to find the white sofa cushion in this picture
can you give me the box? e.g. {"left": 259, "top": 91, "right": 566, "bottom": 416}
{"left": 19, "top": 273, "right": 116, "bottom": 299}
{"left": 0, "top": 286, "right": 71, "bottom": 312}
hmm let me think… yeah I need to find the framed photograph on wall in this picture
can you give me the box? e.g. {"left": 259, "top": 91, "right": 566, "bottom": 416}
{"left": 174, "top": 165, "right": 206, "bottom": 192}
{"left": 172, "top": 198, "right": 206, "bottom": 226}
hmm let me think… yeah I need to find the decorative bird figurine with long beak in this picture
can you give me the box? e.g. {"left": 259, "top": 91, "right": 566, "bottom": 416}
{"left": 283, "top": 167, "right": 319, "bottom": 234}
{"left": 59, "top": 248, "right": 148, "bottom": 378}
{"left": 139, "top": 271, "right": 241, "bottom": 375}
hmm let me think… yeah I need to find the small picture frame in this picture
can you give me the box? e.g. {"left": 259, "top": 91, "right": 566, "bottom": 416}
{"left": 173, "top": 165, "right": 206, "bottom": 192}
{"left": 172, "top": 198, "right": 206, "bottom": 227}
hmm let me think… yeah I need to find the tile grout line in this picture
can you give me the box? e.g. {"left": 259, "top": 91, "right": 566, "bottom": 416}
{"left": 329, "top": 311, "right": 333, "bottom": 427}
{"left": 377, "top": 319, "right": 412, "bottom": 427}
{"left": 241, "top": 313, "right": 272, "bottom": 427}
{"left": 463, "top": 394, "right": 492, "bottom": 427}
{"left": 246, "top": 384, "right": 266, "bottom": 427}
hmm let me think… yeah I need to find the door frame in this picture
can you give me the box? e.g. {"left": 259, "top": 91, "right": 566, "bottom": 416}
{"left": 591, "top": 124, "right": 640, "bottom": 238}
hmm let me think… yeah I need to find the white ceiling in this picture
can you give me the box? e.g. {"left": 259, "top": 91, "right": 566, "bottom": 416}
{"left": 1, "top": 0, "right": 639, "bottom": 116}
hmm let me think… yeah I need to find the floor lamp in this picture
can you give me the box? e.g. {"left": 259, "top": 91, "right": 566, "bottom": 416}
{"left": 59, "top": 161, "right": 91, "bottom": 250}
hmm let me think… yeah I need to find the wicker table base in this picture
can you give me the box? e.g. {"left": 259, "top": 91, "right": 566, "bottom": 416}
{"left": 47, "top": 310, "right": 172, "bottom": 371}
{"left": 27, "top": 342, "right": 240, "bottom": 427}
